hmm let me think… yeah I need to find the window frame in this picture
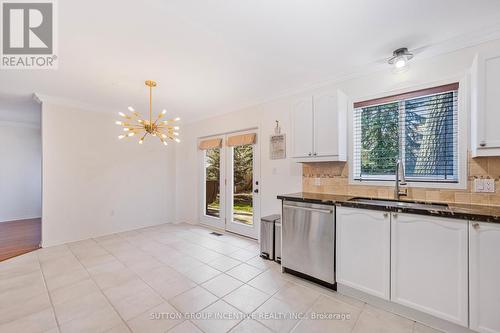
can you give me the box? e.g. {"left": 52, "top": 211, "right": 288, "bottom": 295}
{"left": 348, "top": 78, "right": 468, "bottom": 190}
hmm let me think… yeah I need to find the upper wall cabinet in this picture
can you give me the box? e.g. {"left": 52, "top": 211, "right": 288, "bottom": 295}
{"left": 471, "top": 50, "right": 500, "bottom": 156}
{"left": 290, "top": 90, "right": 347, "bottom": 162}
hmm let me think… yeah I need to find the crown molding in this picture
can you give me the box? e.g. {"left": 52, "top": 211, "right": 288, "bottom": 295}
{"left": 33, "top": 93, "right": 122, "bottom": 115}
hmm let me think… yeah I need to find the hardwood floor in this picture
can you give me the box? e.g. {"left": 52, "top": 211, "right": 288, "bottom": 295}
{"left": 0, "top": 218, "right": 41, "bottom": 262}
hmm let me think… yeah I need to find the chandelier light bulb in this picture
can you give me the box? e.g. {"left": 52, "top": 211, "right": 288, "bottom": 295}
{"left": 115, "top": 121, "right": 122, "bottom": 125}
{"left": 162, "top": 110, "right": 167, "bottom": 115}
{"left": 128, "top": 106, "right": 135, "bottom": 112}
{"left": 173, "top": 126, "right": 179, "bottom": 130}
{"left": 174, "top": 117, "right": 180, "bottom": 121}
{"left": 174, "top": 138, "right": 181, "bottom": 143}
{"left": 118, "top": 135, "right": 125, "bottom": 139}
{"left": 138, "top": 139, "right": 144, "bottom": 144}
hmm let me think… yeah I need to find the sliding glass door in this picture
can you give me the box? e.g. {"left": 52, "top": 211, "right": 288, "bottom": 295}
{"left": 199, "top": 131, "right": 259, "bottom": 239}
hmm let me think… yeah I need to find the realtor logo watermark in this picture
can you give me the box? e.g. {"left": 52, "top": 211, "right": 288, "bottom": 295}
{"left": 1, "top": 0, "right": 57, "bottom": 69}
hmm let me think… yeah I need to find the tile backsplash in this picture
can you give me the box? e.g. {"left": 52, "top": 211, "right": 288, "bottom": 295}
{"left": 302, "top": 153, "right": 500, "bottom": 206}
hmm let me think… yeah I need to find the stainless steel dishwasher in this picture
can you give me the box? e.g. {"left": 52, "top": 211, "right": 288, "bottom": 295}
{"left": 281, "top": 200, "right": 335, "bottom": 287}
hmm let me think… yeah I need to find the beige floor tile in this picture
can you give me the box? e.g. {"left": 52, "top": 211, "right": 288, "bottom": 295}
{"left": 273, "top": 282, "right": 320, "bottom": 309}
{"left": 87, "top": 259, "right": 126, "bottom": 276}
{"left": 50, "top": 279, "right": 100, "bottom": 305}
{"left": 292, "top": 295, "right": 361, "bottom": 333}
{"left": 223, "top": 285, "right": 270, "bottom": 314}
{"left": 207, "top": 256, "right": 241, "bottom": 272}
{"left": 127, "top": 302, "right": 183, "bottom": 333}
{"left": 44, "top": 267, "right": 89, "bottom": 291}
{"left": 202, "top": 274, "right": 243, "bottom": 297}
{"left": 149, "top": 275, "right": 197, "bottom": 300}
{"left": 0, "top": 260, "right": 40, "bottom": 280}
{"left": 40, "top": 255, "right": 82, "bottom": 278}
{"left": 0, "top": 274, "right": 47, "bottom": 308}
{"left": 248, "top": 269, "right": 288, "bottom": 295}
{"left": 104, "top": 279, "right": 164, "bottom": 321}
{"left": 127, "top": 257, "right": 165, "bottom": 274}
{"left": 189, "top": 248, "right": 223, "bottom": 263}
{"left": 254, "top": 296, "right": 308, "bottom": 333}
{"left": 91, "top": 266, "right": 138, "bottom": 290}
{"left": 104, "top": 322, "right": 132, "bottom": 332}
{"left": 167, "top": 320, "right": 202, "bottom": 333}
{"left": 0, "top": 307, "right": 57, "bottom": 333}
{"left": 59, "top": 304, "right": 123, "bottom": 333}
{"left": 230, "top": 319, "right": 273, "bottom": 333}
{"left": 53, "top": 291, "right": 110, "bottom": 324}
{"left": 226, "top": 264, "right": 263, "bottom": 283}
{"left": 137, "top": 265, "right": 182, "bottom": 286}
{"left": 0, "top": 291, "right": 51, "bottom": 324}
{"left": 192, "top": 300, "right": 243, "bottom": 333}
{"left": 43, "top": 327, "right": 61, "bottom": 333}
{"left": 78, "top": 253, "right": 117, "bottom": 269}
{"left": 182, "top": 264, "right": 221, "bottom": 284}
{"left": 352, "top": 304, "right": 415, "bottom": 333}
{"left": 37, "top": 245, "right": 71, "bottom": 263}
{"left": 413, "top": 322, "right": 444, "bottom": 333}
{"left": 227, "top": 249, "right": 257, "bottom": 262}
{"left": 168, "top": 257, "right": 205, "bottom": 274}
{"left": 245, "top": 256, "right": 279, "bottom": 271}
{"left": 170, "top": 286, "right": 218, "bottom": 314}
{"left": 0, "top": 270, "right": 45, "bottom": 294}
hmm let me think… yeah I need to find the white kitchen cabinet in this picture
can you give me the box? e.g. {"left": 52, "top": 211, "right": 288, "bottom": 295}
{"left": 290, "top": 90, "right": 347, "bottom": 161}
{"left": 391, "top": 213, "right": 468, "bottom": 326}
{"left": 336, "top": 207, "right": 391, "bottom": 300}
{"left": 469, "top": 221, "right": 500, "bottom": 333}
{"left": 471, "top": 50, "right": 500, "bottom": 156}
{"left": 290, "top": 97, "right": 314, "bottom": 158}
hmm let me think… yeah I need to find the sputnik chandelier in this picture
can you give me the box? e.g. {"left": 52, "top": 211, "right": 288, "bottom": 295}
{"left": 116, "top": 80, "right": 180, "bottom": 146}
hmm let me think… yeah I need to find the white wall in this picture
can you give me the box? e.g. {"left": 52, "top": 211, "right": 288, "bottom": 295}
{"left": 175, "top": 38, "right": 500, "bottom": 225}
{"left": 0, "top": 106, "right": 41, "bottom": 222}
{"left": 41, "top": 101, "right": 177, "bottom": 246}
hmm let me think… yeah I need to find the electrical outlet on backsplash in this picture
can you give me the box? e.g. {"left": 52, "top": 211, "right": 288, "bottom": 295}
{"left": 302, "top": 153, "right": 500, "bottom": 206}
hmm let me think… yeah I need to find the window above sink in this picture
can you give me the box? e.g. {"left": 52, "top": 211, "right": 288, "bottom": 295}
{"left": 352, "top": 83, "right": 460, "bottom": 185}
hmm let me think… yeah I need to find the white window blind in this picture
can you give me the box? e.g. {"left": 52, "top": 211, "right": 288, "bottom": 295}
{"left": 353, "top": 83, "right": 459, "bottom": 183}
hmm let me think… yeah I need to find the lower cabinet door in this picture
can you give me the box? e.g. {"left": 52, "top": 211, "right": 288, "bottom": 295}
{"left": 470, "top": 221, "right": 500, "bottom": 333}
{"left": 391, "top": 213, "right": 468, "bottom": 326}
{"left": 336, "top": 207, "right": 391, "bottom": 299}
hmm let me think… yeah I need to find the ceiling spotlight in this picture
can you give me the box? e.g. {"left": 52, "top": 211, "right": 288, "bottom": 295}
{"left": 388, "top": 48, "right": 413, "bottom": 69}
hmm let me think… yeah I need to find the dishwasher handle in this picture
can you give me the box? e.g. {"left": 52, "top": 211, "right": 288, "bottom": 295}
{"left": 283, "top": 204, "right": 333, "bottom": 214}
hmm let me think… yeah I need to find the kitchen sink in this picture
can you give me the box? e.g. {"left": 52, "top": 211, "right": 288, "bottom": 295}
{"left": 347, "top": 197, "right": 449, "bottom": 211}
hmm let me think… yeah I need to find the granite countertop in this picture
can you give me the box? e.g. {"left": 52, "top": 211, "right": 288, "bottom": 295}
{"left": 277, "top": 192, "right": 500, "bottom": 224}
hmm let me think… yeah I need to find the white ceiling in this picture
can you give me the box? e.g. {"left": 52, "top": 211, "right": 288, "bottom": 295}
{"left": 1, "top": 0, "right": 500, "bottom": 122}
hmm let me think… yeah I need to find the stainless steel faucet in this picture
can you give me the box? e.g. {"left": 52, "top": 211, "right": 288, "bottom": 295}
{"left": 395, "top": 159, "right": 408, "bottom": 200}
